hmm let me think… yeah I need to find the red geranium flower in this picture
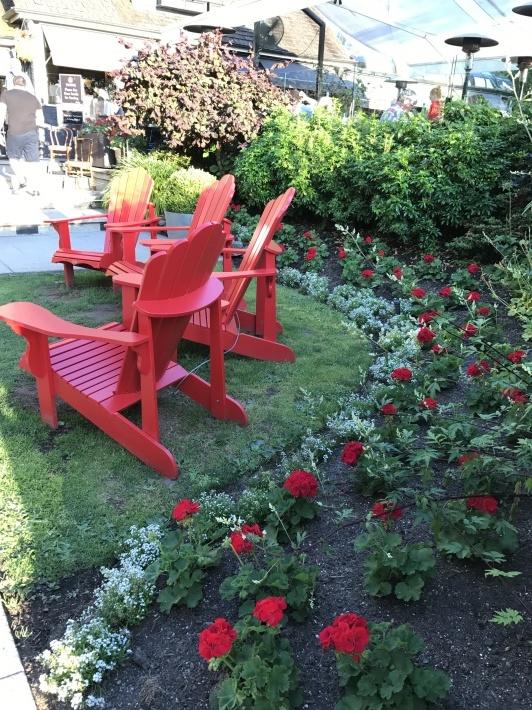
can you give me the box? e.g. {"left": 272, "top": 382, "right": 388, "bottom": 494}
{"left": 319, "top": 613, "right": 370, "bottom": 661}
{"left": 303, "top": 230, "right": 312, "bottom": 238}
{"left": 467, "top": 291, "right": 481, "bottom": 302}
{"left": 438, "top": 286, "right": 452, "bottom": 297}
{"left": 364, "top": 235, "right": 373, "bottom": 244}
{"left": 503, "top": 388, "right": 528, "bottom": 404}
{"left": 241, "top": 523, "right": 264, "bottom": 538}
{"left": 507, "top": 350, "right": 525, "bottom": 364}
{"left": 253, "top": 596, "right": 287, "bottom": 627}
{"left": 417, "top": 326, "right": 436, "bottom": 344}
{"left": 458, "top": 452, "right": 479, "bottom": 466}
{"left": 431, "top": 343, "right": 446, "bottom": 354}
{"left": 392, "top": 266, "right": 403, "bottom": 279}
{"left": 377, "top": 249, "right": 385, "bottom": 257}
{"left": 371, "top": 500, "right": 403, "bottom": 521}
{"left": 284, "top": 469, "right": 318, "bottom": 498}
{"left": 391, "top": 367, "right": 413, "bottom": 381}
{"left": 421, "top": 397, "right": 438, "bottom": 410}
{"left": 423, "top": 254, "right": 435, "bottom": 263}
{"left": 467, "top": 262, "right": 481, "bottom": 275}
{"left": 411, "top": 287, "right": 427, "bottom": 299}
{"left": 466, "top": 496, "right": 498, "bottom": 515}
{"left": 462, "top": 323, "right": 478, "bottom": 338}
{"left": 418, "top": 310, "right": 439, "bottom": 325}
{"left": 337, "top": 247, "right": 347, "bottom": 259}
{"left": 381, "top": 403, "right": 397, "bottom": 415}
{"left": 172, "top": 499, "right": 200, "bottom": 522}
{"left": 304, "top": 247, "right": 317, "bottom": 261}
{"left": 361, "top": 268, "right": 375, "bottom": 279}
{"left": 198, "top": 618, "right": 237, "bottom": 661}
{"left": 341, "top": 441, "right": 365, "bottom": 465}
{"left": 229, "top": 530, "right": 254, "bottom": 555}
{"left": 477, "top": 306, "right": 491, "bottom": 316}
{"left": 466, "top": 360, "right": 490, "bottom": 377}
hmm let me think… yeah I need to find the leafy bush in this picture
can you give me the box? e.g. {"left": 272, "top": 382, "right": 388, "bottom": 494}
{"left": 114, "top": 32, "right": 289, "bottom": 166}
{"left": 355, "top": 524, "right": 436, "bottom": 601}
{"left": 235, "top": 101, "right": 528, "bottom": 247}
{"left": 103, "top": 150, "right": 190, "bottom": 213}
{"left": 163, "top": 167, "right": 216, "bottom": 213}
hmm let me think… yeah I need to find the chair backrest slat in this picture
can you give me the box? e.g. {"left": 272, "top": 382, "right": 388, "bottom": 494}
{"left": 104, "top": 167, "right": 154, "bottom": 253}
{"left": 224, "top": 188, "right": 295, "bottom": 322}
{"left": 189, "top": 174, "right": 235, "bottom": 233}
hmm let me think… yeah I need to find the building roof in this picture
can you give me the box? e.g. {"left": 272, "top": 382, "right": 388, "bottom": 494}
{"left": 2, "top": 0, "right": 177, "bottom": 34}
{"left": 223, "top": 10, "right": 352, "bottom": 65}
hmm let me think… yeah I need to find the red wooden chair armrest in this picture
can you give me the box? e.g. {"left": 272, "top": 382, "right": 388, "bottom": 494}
{"left": 222, "top": 242, "right": 282, "bottom": 257}
{"left": 135, "top": 278, "right": 224, "bottom": 318}
{"left": 0, "top": 302, "right": 148, "bottom": 346}
{"left": 222, "top": 247, "right": 247, "bottom": 255}
{"left": 214, "top": 268, "right": 276, "bottom": 280}
{"left": 46, "top": 213, "right": 108, "bottom": 226}
{"left": 113, "top": 272, "right": 143, "bottom": 289}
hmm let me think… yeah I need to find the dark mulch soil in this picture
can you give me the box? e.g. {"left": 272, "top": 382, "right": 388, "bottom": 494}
{"left": 11, "top": 450, "right": 532, "bottom": 710}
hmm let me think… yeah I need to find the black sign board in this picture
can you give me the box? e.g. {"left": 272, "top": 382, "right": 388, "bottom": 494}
{"left": 62, "top": 110, "right": 83, "bottom": 126}
{"left": 59, "top": 74, "right": 84, "bottom": 104}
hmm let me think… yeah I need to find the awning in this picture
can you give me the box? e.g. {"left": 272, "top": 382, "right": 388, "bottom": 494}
{"left": 42, "top": 25, "right": 143, "bottom": 73}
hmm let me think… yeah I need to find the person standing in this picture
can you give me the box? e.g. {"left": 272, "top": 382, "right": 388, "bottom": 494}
{"left": 0, "top": 75, "right": 45, "bottom": 195}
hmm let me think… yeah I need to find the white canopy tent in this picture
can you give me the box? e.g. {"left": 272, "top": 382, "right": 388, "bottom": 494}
{"left": 159, "top": 1, "right": 532, "bottom": 108}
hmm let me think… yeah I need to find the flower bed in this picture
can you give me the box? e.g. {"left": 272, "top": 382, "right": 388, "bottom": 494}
{"left": 9, "top": 229, "right": 531, "bottom": 709}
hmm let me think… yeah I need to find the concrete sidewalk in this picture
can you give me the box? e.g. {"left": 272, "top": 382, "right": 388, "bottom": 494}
{"left": 0, "top": 223, "right": 152, "bottom": 274}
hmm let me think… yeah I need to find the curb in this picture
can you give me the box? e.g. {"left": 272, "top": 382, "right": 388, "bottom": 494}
{"left": 0, "top": 602, "right": 37, "bottom": 709}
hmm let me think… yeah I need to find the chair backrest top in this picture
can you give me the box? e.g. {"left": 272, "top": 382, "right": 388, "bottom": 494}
{"left": 189, "top": 174, "right": 235, "bottom": 233}
{"left": 107, "top": 166, "right": 154, "bottom": 227}
{"left": 50, "top": 127, "right": 74, "bottom": 147}
{"left": 224, "top": 187, "right": 296, "bottom": 322}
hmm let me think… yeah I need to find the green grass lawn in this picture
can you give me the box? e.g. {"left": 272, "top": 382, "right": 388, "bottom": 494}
{"left": 0, "top": 270, "right": 370, "bottom": 597}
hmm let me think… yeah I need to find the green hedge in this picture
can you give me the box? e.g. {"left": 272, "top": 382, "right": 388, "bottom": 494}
{"left": 234, "top": 101, "right": 528, "bottom": 246}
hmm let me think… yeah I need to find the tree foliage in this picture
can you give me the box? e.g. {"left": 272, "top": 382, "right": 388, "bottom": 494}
{"left": 113, "top": 32, "right": 289, "bottom": 162}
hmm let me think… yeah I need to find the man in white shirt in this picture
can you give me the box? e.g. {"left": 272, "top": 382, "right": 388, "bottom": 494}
{"left": 0, "top": 75, "right": 46, "bottom": 195}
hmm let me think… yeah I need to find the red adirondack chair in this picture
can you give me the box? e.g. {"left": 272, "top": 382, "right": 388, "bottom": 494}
{"left": 0, "top": 223, "right": 248, "bottom": 479}
{"left": 50, "top": 167, "right": 157, "bottom": 287}
{"left": 106, "top": 174, "right": 236, "bottom": 278}
{"left": 114, "top": 188, "right": 296, "bottom": 363}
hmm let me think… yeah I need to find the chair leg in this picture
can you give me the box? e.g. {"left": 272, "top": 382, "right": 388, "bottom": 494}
{"left": 207, "top": 299, "right": 228, "bottom": 419}
{"left": 63, "top": 263, "right": 74, "bottom": 288}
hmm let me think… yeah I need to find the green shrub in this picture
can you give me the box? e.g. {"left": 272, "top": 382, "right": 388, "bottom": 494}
{"left": 235, "top": 101, "right": 528, "bottom": 247}
{"left": 103, "top": 150, "right": 190, "bottom": 213}
{"left": 163, "top": 167, "right": 216, "bottom": 213}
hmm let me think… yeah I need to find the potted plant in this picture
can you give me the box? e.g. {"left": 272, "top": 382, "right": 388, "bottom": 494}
{"left": 160, "top": 167, "right": 216, "bottom": 227}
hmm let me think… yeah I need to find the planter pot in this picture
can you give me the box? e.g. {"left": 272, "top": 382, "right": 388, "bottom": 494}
{"left": 163, "top": 211, "right": 194, "bottom": 232}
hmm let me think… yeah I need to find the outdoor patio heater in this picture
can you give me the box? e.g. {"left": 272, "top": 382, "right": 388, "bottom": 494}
{"left": 512, "top": 4, "right": 532, "bottom": 16}
{"left": 385, "top": 78, "right": 417, "bottom": 100}
{"left": 445, "top": 33, "right": 498, "bottom": 100}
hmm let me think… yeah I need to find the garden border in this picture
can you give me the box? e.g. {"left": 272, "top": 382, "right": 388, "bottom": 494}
{"left": 0, "top": 601, "right": 37, "bottom": 709}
